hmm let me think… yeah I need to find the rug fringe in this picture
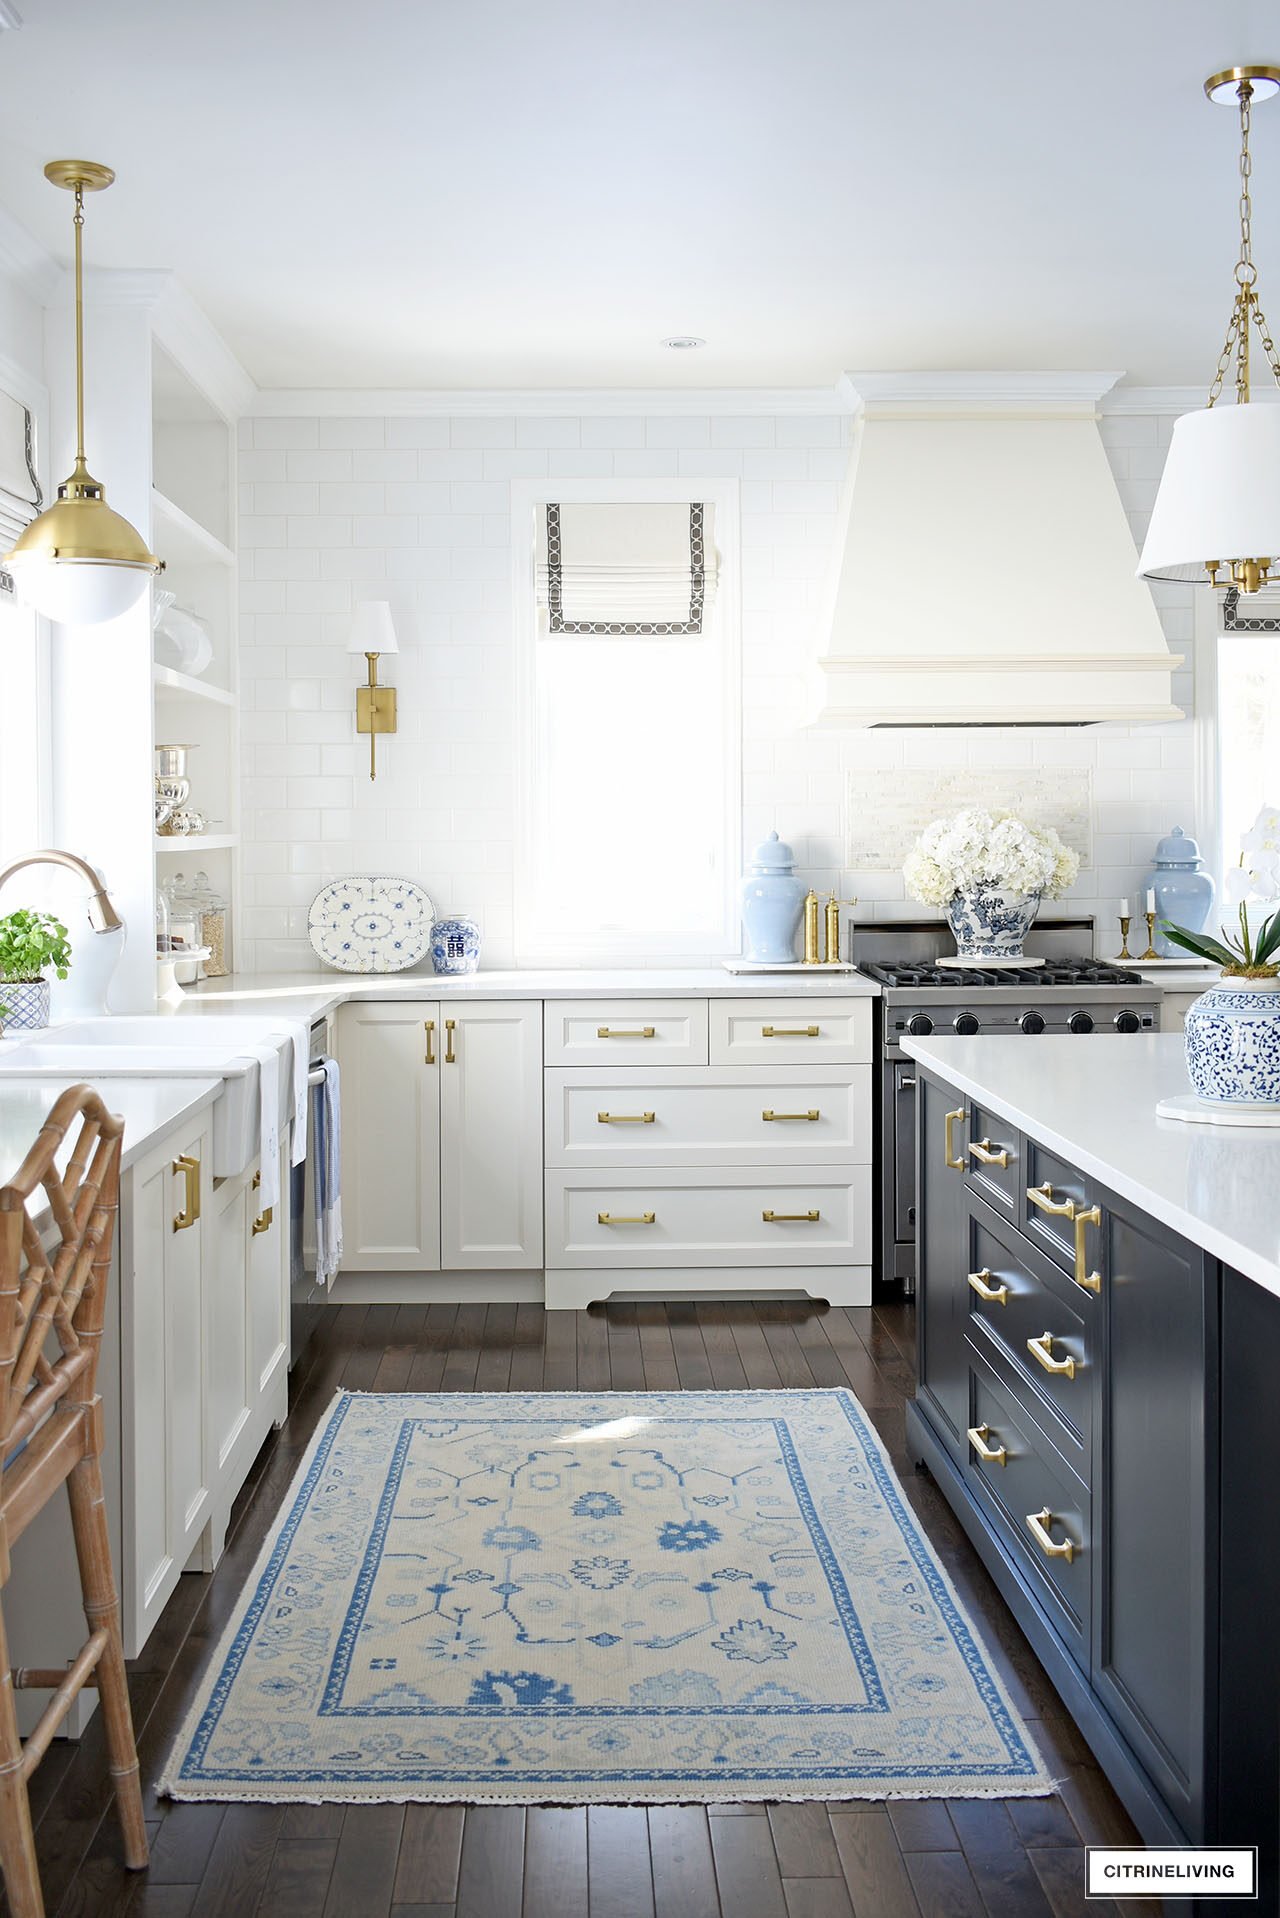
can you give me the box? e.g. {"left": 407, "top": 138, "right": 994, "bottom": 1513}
{"left": 159, "top": 1778, "right": 1062, "bottom": 1807}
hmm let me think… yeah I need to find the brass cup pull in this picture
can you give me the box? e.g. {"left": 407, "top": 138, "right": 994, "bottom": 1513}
{"left": 1027, "top": 1331, "right": 1076, "bottom": 1379}
{"left": 967, "top": 1424, "right": 1008, "bottom": 1466}
{"left": 597, "top": 1026, "right": 655, "bottom": 1039}
{"left": 762, "top": 1209, "right": 820, "bottom": 1222}
{"left": 424, "top": 1019, "right": 435, "bottom": 1066}
{"left": 1027, "top": 1181, "right": 1076, "bottom": 1220}
{"left": 967, "top": 1268, "right": 1009, "bottom": 1306}
{"left": 761, "top": 1024, "right": 819, "bottom": 1038}
{"left": 1073, "top": 1204, "right": 1102, "bottom": 1293}
{"left": 1026, "top": 1507, "right": 1075, "bottom": 1563}
{"left": 445, "top": 1017, "right": 457, "bottom": 1064}
{"left": 171, "top": 1153, "right": 201, "bottom": 1233}
{"left": 252, "top": 1206, "right": 273, "bottom": 1236}
{"left": 944, "top": 1107, "right": 966, "bottom": 1171}
{"left": 598, "top": 1211, "right": 656, "bottom": 1225}
{"left": 597, "top": 1111, "right": 656, "bottom": 1124}
{"left": 969, "top": 1138, "right": 1011, "bottom": 1169}
{"left": 762, "top": 1109, "right": 819, "bottom": 1122}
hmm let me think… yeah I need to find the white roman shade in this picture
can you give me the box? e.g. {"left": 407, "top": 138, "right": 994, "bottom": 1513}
{"left": 0, "top": 389, "right": 41, "bottom": 553}
{"left": 535, "top": 500, "right": 717, "bottom": 633}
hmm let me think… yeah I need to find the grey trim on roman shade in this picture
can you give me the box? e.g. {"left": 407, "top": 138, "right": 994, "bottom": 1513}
{"left": 534, "top": 500, "right": 717, "bottom": 634}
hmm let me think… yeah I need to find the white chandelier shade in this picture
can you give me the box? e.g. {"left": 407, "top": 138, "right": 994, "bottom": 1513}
{"left": 1138, "top": 401, "right": 1280, "bottom": 585}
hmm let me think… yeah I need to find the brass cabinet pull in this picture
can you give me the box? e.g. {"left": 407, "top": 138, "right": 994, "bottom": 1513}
{"left": 762, "top": 1209, "right": 820, "bottom": 1222}
{"left": 598, "top": 1211, "right": 656, "bottom": 1225}
{"left": 967, "top": 1423, "right": 1008, "bottom": 1466}
{"left": 969, "top": 1138, "right": 1011, "bottom": 1168}
{"left": 252, "top": 1206, "right": 273, "bottom": 1236}
{"left": 944, "top": 1107, "right": 966, "bottom": 1171}
{"left": 1027, "top": 1331, "right": 1076, "bottom": 1379}
{"left": 762, "top": 1109, "right": 819, "bottom": 1122}
{"left": 761, "top": 1024, "right": 819, "bottom": 1038}
{"left": 597, "top": 1111, "right": 655, "bottom": 1124}
{"left": 1026, "top": 1507, "right": 1075, "bottom": 1563}
{"left": 424, "top": 1019, "right": 435, "bottom": 1066}
{"left": 445, "top": 1017, "right": 456, "bottom": 1064}
{"left": 171, "top": 1153, "right": 201, "bottom": 1233}
{"left": 967, "top": 1267, "right": 1009, "bottom": 1306}
{"left": 1027, "top": 1181, "right": 1076, "bottom": 1219}
{"left": 597, "top": 1026, "right": 655, "bottom": 1039}
{"left": 1073, "top": 1204, "right": 1102, "bottom": 1293}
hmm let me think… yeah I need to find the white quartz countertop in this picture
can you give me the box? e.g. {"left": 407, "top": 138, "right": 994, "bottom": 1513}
{"left": 902, "top": 1033, "right": 1280, "bottom": 1299}
{"left": 173, "top": 965, "right": 880, "bottom": 1026}
{"left": 0, "top": 1075, "right": 221, "bottom": 1190}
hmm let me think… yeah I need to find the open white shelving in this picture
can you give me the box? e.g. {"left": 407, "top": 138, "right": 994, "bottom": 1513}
{"left": 153, "top": 663, "right": 236, "bottom": 706}
{"left": 154, "top": 833, "right": 239, "bottom": 854}
{"left": 151, "top": 486, "right": 235, "bottom": 569}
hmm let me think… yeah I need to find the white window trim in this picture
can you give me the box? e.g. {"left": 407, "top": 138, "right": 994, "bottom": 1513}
{"left": 510, "top": 475, "right": 742, "bottom": 964}
{"left": 1192, "top": 586, "right": 1222, "bottom": 885}
{"left": 0, "top": 346, "right": 53, "bottom": 853}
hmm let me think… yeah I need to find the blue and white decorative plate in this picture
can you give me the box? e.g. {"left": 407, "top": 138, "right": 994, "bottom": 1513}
{"left": 307, "top": 875, "right": 434, "bottom": 974}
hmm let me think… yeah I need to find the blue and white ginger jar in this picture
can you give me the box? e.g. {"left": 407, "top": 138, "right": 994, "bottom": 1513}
{"left": 1145, "top": 826, "right": 1216, "bottom": 959}
{"left": 739, "top": 831, "right": 806, "bottom": 962}
{"left": 945, "top": 887, "right": 1040, "bottom": 963}
{"left": 1184, "top": 975, "right": 1280, "bottom": 1107}
{"left": 431, "top": 915, "right": 481, "bottom": 976}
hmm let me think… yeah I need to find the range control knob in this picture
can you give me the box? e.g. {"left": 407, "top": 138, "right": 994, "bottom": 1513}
{"left": 1020, "top": 1010, "right": 1046, "bottom": 1034}
{"left": 1068, "top": 1010, "right": 1095, "bottom": 1034}
{"left": 1114, "top": 1009, "right": 1142, "bottom": 1033}
{"left": 906, "top": 1013, "right": 934, "bottom": 1036}
{"left": 953, "top": 1013, "right": 980, "bottom": 1035}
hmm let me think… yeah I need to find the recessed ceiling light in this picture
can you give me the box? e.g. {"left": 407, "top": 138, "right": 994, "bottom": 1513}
{"left": 661, "top": 336, "right": 706, "bottom": 350}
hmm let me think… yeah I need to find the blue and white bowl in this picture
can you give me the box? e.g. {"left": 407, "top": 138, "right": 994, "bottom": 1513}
{"left": 431, "top": 916, "right": 481, "bottom": 976}
{"left": 1184, "top": 975, "right": 1280, "bottom": 1107}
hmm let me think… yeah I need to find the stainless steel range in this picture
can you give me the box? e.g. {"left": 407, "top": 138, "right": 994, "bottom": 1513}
{"left": 852, "top": 920, "right": 1162, "bottom": 1295}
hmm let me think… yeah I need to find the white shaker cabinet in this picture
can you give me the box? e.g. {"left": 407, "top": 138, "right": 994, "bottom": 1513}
{"left": 337, "top": 999, "right": 543, "bottom": 1273}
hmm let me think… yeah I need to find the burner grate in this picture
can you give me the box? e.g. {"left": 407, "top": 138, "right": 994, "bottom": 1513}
{"left": 863, "top": 956, "right": 1144, "bottom": 990}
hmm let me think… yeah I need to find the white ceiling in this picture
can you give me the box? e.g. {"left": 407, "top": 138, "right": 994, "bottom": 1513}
{"left": 1, "top": 0, "right": 1278, "bottom": 392}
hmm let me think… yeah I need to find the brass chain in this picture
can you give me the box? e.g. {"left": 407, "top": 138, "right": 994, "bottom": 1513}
{"left": 1208, "top": 79, "right": 1280, "bottom": 403}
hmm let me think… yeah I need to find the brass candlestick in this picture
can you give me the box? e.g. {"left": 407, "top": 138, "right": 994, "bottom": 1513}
{"left": 1115, "top": 914, "right": 1134, "bottom": 961}
{"left": 1140, "top": 911, "right": 1160, "bottom": 961}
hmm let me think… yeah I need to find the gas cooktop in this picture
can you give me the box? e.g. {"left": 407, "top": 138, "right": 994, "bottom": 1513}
{"left": 861, "top": 956, "right": 1143, "bottom": 991}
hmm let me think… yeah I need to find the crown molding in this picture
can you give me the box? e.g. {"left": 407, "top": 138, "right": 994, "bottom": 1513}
{"left": 250, "top": 384, "right": 846, "bottom": 418}
{"left": 839, "top": 370, "right": 1126, "bottom": 416}
{"left": 1103, "top": 383, "right": 1280, "bottom": 414}
{"left": 0, "top": 204, "right": 58, "bottom": 304}
{"left": 150, "top": 278, "right": 256, "bottom": 421}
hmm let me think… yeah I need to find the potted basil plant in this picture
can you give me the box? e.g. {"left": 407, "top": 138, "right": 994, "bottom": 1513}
{"left": 0, "top": 909, "right": 73, "bottom": 1034}
{"left": 1160, "top": 801, "right": 1280, "bottom": 1108}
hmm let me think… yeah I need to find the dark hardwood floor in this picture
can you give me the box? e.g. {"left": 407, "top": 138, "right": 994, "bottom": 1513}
{"left": 5, "top": 1299, "right": 1158, "bottom": 1918}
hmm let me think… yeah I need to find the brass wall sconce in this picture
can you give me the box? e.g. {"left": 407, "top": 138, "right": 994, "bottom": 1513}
{"left": 347, "top": 601, "right": 398, "bottom": 779}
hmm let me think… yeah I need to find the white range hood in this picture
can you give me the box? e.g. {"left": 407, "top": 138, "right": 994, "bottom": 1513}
{"left": 814, "top": 372, "right": 1184, "bottom": 728}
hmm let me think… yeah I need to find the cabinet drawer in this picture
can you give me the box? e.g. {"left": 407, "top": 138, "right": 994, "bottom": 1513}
{"left": 965, "top": 1203, "right": 1093, "bottom": 1466}
{"left": 965, "top": 1354, "right": 1091, "bottom": 1668}
{"left": 545, "top": 1165, "right": 871, "bottom": 1268}
{"left": 544, "top": 999, "right": 707, "bottom": 1066}
{"left": 964, "top": 1100, "right": 1021, "bottom": 1219}
{"left": 709, "top": 997, "right": 872, "bottom": 1065}
{"left": 544, "top": 1066, "right": 872, "bottom": 1168}
{"left": 1023, "top": 1139, "right": 1099, "bottom": 1277}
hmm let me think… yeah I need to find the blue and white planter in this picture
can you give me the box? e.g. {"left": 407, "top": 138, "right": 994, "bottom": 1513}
{"left": 1184, "top": 975, "right": 1280, "bottom": 1107}
{"left": 0, "top": 979, "right": 51, "bottom": 1032}
{"left": 945, "top": 887, "right": 1041, "bottom": 963}
{"left": 430, "top": 916, "right": 481, "bottom": 976}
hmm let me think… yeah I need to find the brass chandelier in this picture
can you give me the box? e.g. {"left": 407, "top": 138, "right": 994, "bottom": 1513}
{"left": 1139, "top": 66, "right": 1280, "bottom": 595}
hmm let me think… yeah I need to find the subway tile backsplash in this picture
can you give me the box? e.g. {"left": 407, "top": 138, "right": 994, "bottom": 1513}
{"left": 237, "top": 409, "right": 1194, "bottom": 973}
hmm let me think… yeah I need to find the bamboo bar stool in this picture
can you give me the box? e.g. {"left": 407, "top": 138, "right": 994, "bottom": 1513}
{"left": 0, "top": 1085, "right": 147, "bottom": 1918}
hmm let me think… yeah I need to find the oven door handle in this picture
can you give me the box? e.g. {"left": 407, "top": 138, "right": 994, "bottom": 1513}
{"left": 898, "top": 1076, "right": 916, "bottom": 1088}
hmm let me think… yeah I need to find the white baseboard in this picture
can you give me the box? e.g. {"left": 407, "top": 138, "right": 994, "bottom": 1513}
{"left": 321, "top": 1265, "right": 874, "bottom": 1309}
{"left": 324, "top": 1270, "right": 544, "bottom": 1305}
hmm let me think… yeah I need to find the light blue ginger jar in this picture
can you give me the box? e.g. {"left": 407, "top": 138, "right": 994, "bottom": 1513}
{"left": 1184, "top": 976, "right": 1280, "bottom": 1107}
{"left": 740, "top": 831, "right": 806, "bottom": 962}
{"left": 1145, "top": 826, "right": 1215, "bottom": 958}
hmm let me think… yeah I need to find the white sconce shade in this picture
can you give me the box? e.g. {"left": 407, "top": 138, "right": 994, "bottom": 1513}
{"left": 1139, "top": 401, "right": 1280, "bottom": 586}
{"left": 347, "top": 600, "right": 399, "bottom": 654}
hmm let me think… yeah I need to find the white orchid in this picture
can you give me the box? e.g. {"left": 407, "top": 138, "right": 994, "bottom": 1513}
{"left": 1163, "top": 800, "right": 1280, "bottom": 976}
{"left": 903, "top": 808, "right": 1080, "bottom": 909}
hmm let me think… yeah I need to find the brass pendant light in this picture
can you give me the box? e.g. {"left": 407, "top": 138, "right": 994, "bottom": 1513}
{"left": 1139, "top": 66, "right": 1280, "bottom": 595}
{"left": 3, "top": 161, "right": 161, "bottom": 623}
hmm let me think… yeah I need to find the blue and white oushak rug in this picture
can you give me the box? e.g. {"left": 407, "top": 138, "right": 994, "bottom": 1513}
{"left": 161, "top": 1389, "right": 1053, "bottom": 1804}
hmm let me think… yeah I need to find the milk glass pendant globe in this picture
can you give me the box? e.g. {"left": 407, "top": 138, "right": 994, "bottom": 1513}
{"left": 3, "top": 161, "right": 161, "bottom": 624}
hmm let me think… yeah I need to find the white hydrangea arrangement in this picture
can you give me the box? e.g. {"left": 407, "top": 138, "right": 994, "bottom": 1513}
{"left": 903, "top": 808, "right": 1080, "bottom": 907}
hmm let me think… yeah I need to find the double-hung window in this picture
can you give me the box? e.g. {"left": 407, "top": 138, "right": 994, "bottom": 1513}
{"left": 0, "top": 387, "right": 48, "bottom": 863}
{"left": 513, "top": 478, "right": 740, "bottom": 961}
{"left": 1202, "top": 587, "right": 1280, "bottom": 885}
